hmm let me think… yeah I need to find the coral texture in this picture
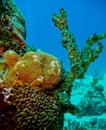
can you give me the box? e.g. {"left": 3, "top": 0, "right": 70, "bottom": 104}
{"left": 36, "top": 51, "right": 62, "bottom": 89}
{"left": 0, "top": 0, "right": 26, "bottom": 55}
{"left": 0, "top": 85, "right": 63, "bottom": 130}
{"left": 2, "top": 50, "right": 62, "bottom": 90}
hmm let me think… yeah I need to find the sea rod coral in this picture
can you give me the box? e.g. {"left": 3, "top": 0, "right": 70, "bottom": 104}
{"left": 52, "top": 8, "right": 106, "bottom": 96}
{"left": 0, "top": 0, "right": 106, "bottom": 130}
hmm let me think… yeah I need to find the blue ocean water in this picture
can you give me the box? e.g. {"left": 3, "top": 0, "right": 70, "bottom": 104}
{"left": 14, "top": 0, "right": 106, "bottom": 74}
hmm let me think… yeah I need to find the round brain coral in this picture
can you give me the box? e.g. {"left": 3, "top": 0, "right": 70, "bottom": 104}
{"left": 13, "top": 59, "right": 43, "bottom": 84}
{"left": 3, "top": 50, "right": 19, "bottom": 68}
{"left": 3, "top": 51, "right": 43, "bottom": 87}
{"left": 2, "top": 50, "right": 62, "bottom": 90}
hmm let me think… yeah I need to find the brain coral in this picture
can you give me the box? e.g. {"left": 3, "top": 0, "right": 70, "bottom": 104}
{"left": 36, "top": 51, "right": 62, "bottom": 89}
{"left": 3, "top": 51, "right": 43, "bottom": 87}
{"left": 0, "top": 85, "right": 63, "bottom": 130}
{"left": 2, "top": 50, "right": 62, "bottom": 90}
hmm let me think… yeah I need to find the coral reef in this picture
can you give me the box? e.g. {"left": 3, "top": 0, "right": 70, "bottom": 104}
{"left": 0, "top": 0, "right": 26, "bottom": 55}
{"left": 0, "top": 1, "right": 106, "bottom": 130}
{"left": 63, "top": 113, "right": 106, "bottom": 130}
{"left": 78, "top": 84, "right": 106, "bottom": 116}
{"left": 63, "top": 76, "right": 106, "bottom": 130}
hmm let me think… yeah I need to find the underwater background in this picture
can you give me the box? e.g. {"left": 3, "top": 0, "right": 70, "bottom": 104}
{"left": 14, "top": 0, "right": 106, "bottom": 74}
{"left": 0, "top": 0, "right": 106, "bottom": 129}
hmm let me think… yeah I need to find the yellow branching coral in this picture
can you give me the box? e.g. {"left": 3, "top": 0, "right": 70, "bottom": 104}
{"left": 2, "top": 50, "right": 62, "bottom": 90}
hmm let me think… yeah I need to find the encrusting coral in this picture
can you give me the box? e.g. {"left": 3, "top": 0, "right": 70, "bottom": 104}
{"left": 0, "top": 1, "right": 106, "bottom": 130}
{"left": 0, "top": 85, "right": 62, "bottom": 130}
{"left": 0, "top": 0, "right": 26, "bottom": 56}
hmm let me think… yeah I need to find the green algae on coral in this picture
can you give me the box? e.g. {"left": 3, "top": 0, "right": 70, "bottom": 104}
{"left": 0, "top": 0, "right": 26, "bottom": 55}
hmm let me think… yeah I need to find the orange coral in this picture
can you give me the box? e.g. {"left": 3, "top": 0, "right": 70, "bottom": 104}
{"left": 13, "top": 60, "right": 43, "bottom": 84}
{"left": 36, "top": 51, "right": 62, "bottom": 89}
{"left": 2, "top": 51, "right": 62, "bottom": 89}
{"left": 3, "top": 51, "right": 43, "bottom": 87}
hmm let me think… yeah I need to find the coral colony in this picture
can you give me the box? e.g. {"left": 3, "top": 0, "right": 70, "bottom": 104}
{"left": 0, "top": 0, "right": 106, "bottom": 130}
